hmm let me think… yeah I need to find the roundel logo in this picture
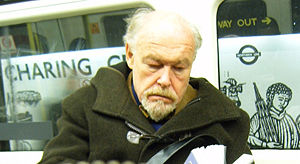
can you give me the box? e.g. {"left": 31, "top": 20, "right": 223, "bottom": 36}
{"left": 236, "top": 45, "right": 261, "bottom": 65}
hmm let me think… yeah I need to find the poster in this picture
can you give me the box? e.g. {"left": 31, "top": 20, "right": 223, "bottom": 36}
{"left": 218, "top": 34, "right": 300, "bottom": 149}
{"left": 1, "top": 47, "right": 125, "bottom": 150}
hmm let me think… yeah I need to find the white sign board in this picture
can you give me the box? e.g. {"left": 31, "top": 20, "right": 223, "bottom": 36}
{"left": 218, "top": 34, "right": 300, "bottom": 149}
{"left": 1, "top": 47, "right": 125, "bottom": 150}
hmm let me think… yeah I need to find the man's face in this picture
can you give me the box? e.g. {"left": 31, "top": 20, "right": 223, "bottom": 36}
{"left": 272, "top": 93, "right": 290, "bottom": 112}
{"left": 126, "top": 20, "right": 195, "bottom": 121}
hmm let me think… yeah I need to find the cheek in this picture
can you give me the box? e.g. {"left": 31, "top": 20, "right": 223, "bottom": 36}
{"left": 273, "top": 101, "right": 282, "bottom": 109}
{"left": 133, "top": 70, "right": 157, "bottom": 99}
{"left": 172, "top": 76, "right": 190, "bottom": 99}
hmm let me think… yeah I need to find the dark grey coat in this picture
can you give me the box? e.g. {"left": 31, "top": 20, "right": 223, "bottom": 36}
{"left": 39, "top": 62, "right": 251, "bottom": 164}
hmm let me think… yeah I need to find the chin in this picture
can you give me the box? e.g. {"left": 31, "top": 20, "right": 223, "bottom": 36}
{"left": 142, "top": 99, "right": 176, "bottom": 122}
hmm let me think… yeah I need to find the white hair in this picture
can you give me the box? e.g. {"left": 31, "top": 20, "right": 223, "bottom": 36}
{"left": 123, "top": 8, "right": 202, "bottom": 55}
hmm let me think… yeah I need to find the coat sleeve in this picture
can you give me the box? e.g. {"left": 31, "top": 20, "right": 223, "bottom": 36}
{"left": 38, "top": 86, "right": 95, "bottom": 164}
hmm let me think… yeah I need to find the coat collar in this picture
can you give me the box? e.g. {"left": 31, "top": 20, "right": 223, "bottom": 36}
{"left": 90, "top": 62, "right": 242, "bottom": 135}
{"left": 156, "top": 78, "right": 241, "bottom": 135}
{"left": 90, "top": 63, "right": 155, "bottom": 133}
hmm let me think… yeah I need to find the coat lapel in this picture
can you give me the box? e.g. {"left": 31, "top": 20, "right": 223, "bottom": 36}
{"left": 90, "top": 66, "right": 155, "bottom": 134}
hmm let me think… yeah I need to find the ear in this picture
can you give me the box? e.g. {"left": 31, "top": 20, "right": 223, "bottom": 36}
{"left": 126, "top": 43, "right": 134, "bottom": 69}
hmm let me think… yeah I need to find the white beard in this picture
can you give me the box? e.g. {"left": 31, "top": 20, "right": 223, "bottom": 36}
{"left": 140, "top": 86, "right": 178, "bottom": 122}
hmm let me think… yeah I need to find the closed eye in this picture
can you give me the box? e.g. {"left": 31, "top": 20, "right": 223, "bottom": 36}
{"left": 173, "top": 64, "right": 188, "bottom": 72}
{"left": 147, "top": 63, "right": 163, "bottom": 72}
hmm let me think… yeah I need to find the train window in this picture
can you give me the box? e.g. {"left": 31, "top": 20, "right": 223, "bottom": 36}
{"left": 0, "top": 6, "right": 145, "bottom": 151}
{"left": 217, "top": 0, "right": 300, "bottom": 149}
{"left": 0, "top": 10, "right": 132, "bottom": 56}
{"left": 103, "top": 15, "right": 128, "bottom": 47}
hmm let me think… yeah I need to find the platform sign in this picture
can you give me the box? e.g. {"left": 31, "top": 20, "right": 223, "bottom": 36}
{"left": 0, "top": 35, "right": 17, "bottom": 55}
{"left": 218, "top": 34, "right": 300, "bottom": 149}
{"left": 1, "top": 47, "right": 125, "bottom": 150}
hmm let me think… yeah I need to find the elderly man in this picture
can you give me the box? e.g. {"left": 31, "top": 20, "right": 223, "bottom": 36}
{"left": 39, "top": 8, "right": 251, "bottom": 164}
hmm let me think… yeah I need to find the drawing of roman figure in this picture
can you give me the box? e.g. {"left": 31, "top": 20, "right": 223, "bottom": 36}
{"left": 220, "top": 78, "right": 245, "bottom": 107}
{"left": 248, "top": 82, "right": 300, "bottom": 149}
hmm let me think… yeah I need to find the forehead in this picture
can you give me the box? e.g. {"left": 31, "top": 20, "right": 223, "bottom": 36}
{"left": 135, "top": 20, "right": 195, "bottom": 62}
{"left": 140, "top": 42, "right": 194, "bottom": 64}
{"left": 274, "top": 93, "right": 290, "bottom": 98}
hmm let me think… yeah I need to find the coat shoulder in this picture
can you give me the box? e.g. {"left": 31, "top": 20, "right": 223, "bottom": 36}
{"left": 63, "top": 85, "right": 97, "bottom": 108}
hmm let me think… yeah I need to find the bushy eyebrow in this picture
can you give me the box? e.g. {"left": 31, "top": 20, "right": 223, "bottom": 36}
{"left": 142, "top": 54, "right": 190, "bottom": 66}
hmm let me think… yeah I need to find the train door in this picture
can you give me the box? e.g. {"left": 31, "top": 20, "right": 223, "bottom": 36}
{"left": 217, "top": 0, "right": 300, "bottom": 150}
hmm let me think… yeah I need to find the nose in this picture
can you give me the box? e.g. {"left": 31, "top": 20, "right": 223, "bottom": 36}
{"left": 157, "top": 66, "right": 171, "bottom": 87}
{"left": 281, "top": 100, "right": 288, "bottom": 107}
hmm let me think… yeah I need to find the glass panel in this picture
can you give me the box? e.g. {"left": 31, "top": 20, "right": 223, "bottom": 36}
{"left": 0, "top": 7, "right": 142, "bottom": 151}
{"left": 217, "top": 0, "right": 300, "bottom": 149}
{"left": 103, "top": 15, "right": 128, "bottom": 47}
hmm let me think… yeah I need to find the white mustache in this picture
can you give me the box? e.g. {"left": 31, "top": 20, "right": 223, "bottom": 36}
{"left": 144, "top": 86, "right": 178, "bottom": 101}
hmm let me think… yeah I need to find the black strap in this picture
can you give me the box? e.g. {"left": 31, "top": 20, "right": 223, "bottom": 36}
{"left": 146, "top": 134, "right": 217, "bottom": 164}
